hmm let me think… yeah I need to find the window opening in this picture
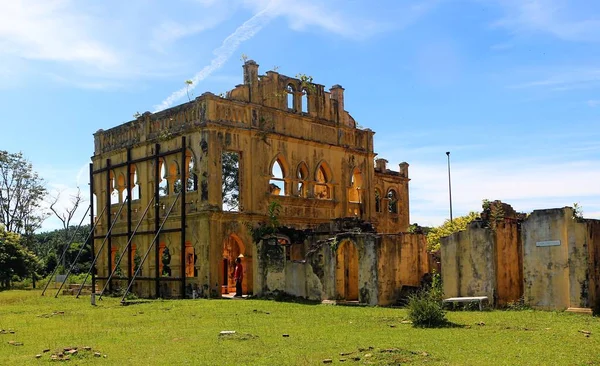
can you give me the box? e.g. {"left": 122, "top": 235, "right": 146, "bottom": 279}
{"left": 158, "top": 159, "right": 168, "bottom": 197}
{"left": 301, "top": 90, "right": 308, "bottom": 114}
{"left": 269, "top": 159, "right": 286, "bottom": 196}
{"left": 348, "top": 169, "right": 362, "bottom": 203}
{"left": 130, "top": 165, "right": 140, "bottom": 200}
{"left": 187, "top": 151, "right": 198, "bottom": 192}
{"left": 222, "top": 151, "right": 240, "bottom": 211}
{"left": 287, "top": 84, "right": 295, "bottom": 111}
{"left": 387, "top": 189, "right": 398, "bottom": 214}
{"left": 315, "top": 163, "right": 331, "bottom": 200}
{"left": 110, "top": 171, "right": 119, "bottom": 203}
{"left": 296, "top": 162, "right": 308, "bottom": 197}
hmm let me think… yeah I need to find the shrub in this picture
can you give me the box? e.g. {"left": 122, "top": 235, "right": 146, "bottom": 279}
{"left": 408, "top": 273, "right": 446, "bottom": 328}
{"left": 407, "top": 290, "right": 447, "bottom": 328}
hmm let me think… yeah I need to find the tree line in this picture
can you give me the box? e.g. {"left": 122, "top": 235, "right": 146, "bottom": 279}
{"left": 0, "top": 150, "right": 90, "bottom": 290}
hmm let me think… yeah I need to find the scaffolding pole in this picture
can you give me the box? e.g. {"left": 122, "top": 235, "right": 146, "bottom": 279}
{"left": 120, "top": 192, "right": 180, "bottom": 304}
{"left": 40, "top": 205, "right": 91, "bottom": 296}
{"left": 74, "top": 197, "right": 128, "bottom": 298}
{"left": 53, "top": 206, "right": 106, "bottom": 298}
{"left": 97, "top": 196, "right": 155, "bottom": 300}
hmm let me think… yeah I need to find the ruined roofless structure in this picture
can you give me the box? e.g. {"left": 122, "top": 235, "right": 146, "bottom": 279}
{"left": 90, "top": 60, "right": 426, "bottom": 302}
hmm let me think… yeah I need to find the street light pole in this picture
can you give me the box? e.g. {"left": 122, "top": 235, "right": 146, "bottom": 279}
{"left": 446, "top": 151, "right": 453, "bottom": 222}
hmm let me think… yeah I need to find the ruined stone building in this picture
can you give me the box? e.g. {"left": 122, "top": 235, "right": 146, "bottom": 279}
{"left": 90, "top": 60, "right": 429, "bottom": 305}
{"left": 441, "top": 201, "right": 600, "bottom": 313}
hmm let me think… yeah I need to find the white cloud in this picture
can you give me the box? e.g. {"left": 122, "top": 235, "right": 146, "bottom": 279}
{"left": 492, "top": 0, "right": 600, "bottom": 42}
{"left": 0, "top": 0, "right": 118, "bottom": 67}
{"left": 509, "top": 68, "right": 600, "bottom": 91}
{"left": 588, "top": 100, "right": 600, "bottom": 107}
{"left": 154, "top": 2, "right": 276, "bottom": 111}
{"left": 398, "top": 157, "right": 600, "bottom": 227}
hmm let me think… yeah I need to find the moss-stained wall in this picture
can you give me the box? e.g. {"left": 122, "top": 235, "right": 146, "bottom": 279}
{"left": 255, "top": 231, "right": 429, "bottom": 306}
{"left": 587, "top": 221, "right": 600, "bottom": 313}
{"left": 443, "top": 205, "right": 600, "bottom": 311}
{"left": 377, "top": 233, "right": 429, "bottom": 306}
{"left": 522, "top": 208, "right": 571, "bottom": 309}
{"left": 494, "top": 220, "right": 522, "bottom": 305}
{"left": 522, "top": 208, "right": 600, "bottom": 310}
{"left": 441, "top": 221, "right": 497, "bottom": 302}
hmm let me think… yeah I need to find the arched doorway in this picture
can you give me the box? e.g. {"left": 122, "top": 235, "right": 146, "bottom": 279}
{"left": 220, "top": 234, "right": 252, "bottom": 296}
{"left": 336, "top": 240, "right": 359, "bottom": 301}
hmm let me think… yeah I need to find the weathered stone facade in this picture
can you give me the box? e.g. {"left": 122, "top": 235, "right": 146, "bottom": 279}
{"left": 441, "top": 202, "right": 600, "bottom": 312}
{"left": 91, "top": 60, "right": 426, "bottom": 304}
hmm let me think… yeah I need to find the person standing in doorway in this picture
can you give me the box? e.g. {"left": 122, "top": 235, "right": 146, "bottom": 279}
{"left": 234, "top": 257, "right": 243, "bottom": 297}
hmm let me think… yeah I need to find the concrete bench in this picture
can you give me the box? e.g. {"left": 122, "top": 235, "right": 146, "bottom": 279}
{"left": 442, "top": 296, "right": 489, "bottom": 311}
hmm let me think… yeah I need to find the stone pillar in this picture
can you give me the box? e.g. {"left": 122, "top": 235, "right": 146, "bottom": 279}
{"left": 399, "top": 162, "right": 409, "bottom": 178}
{"left": 330, "top": 84, "right": 345, "bottom": 125}
{"left": 243, "top": 60, "right": 259, "bottom": 103}
{"left": 375, "top": 158, "right": 388, "bottom": 172}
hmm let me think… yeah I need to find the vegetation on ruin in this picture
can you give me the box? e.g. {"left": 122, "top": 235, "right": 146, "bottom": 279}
{"left": 426, "top": 211, "right": 479, "bottom": 251}
{"left": 1, "top": 290, "right": 599, "bottom": 365}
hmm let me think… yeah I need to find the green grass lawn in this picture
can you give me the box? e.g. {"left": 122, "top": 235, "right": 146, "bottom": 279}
{"left": 1, "top": 290, "right": 599, "bottom": 365}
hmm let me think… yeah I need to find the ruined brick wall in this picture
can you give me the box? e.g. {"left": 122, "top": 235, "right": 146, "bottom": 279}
{"left": 377, "top": 233, "right": 429, "bottom": 306}
{"left": 441, "top": 221, "right": 496, "bottom": 302}
{"left": 494, "top": 220, "right": 523, "bottom": 305}
{"left": 587, "top": 221, "right": 600, "bottom": 313}
{"left": 521, "top": 207, "right": 600, "bottom": 310}
{"left": 522, "top": 208, "right": 573, "bottom": 309}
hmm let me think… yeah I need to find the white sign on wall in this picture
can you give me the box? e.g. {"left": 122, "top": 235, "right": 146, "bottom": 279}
{"left": 536, "top": 240, "right": 561, "bottom": 247}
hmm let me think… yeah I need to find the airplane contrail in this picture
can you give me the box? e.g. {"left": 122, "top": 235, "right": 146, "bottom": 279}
{"left": 153, "top": 3, "right": 276, "bottom": 112}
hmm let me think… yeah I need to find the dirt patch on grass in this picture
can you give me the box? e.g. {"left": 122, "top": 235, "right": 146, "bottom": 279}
{"left": 331, "top": 346, "right": 433, "bottom": 364}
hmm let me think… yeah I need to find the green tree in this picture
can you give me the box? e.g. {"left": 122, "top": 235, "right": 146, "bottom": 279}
{"left": 0, "top": 151, "right": 47, "bottom": 236}
{"left": 29, "top": 225, "right": 92, "bottom": 274}
{"left": 426, "top": 212, "right": 479, "bottom": 251}
{"left": 221, "top": 152, "right": 240, "bottom": 211}
{"left": 0, "top": 225, "right": 41, "bottom": 289}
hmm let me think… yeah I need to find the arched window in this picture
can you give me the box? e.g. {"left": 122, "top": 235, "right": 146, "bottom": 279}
{"left": 287, "top": 84, "right": 295, "bottom": 111}
{"left": 186, "top": 150, "right": 198, "bottom": 192}
{"left": 158, "top": 159, "right": 168, "bottom": 197}
{"left": 296, "top": 162, "right": 308, "bottom": 197}
{"left": 315, "top": 162, "right": 332, "bottom": 200}
{"left": 348, "top": 169, "right": 362, "bottom": 203}
{"left": 375, "top": 189, "right": 382, "bottom": 213}
{"left": 109, "top": 170, "right": 119, "bottom": 203}
{"left": 301, "top": 89, "right": 308, "bottom": 114}
{"left": 92, "top": 193, "right": 98, "bottom": 218}
{"left": 269, "top": 157, "right": 287, "bottom": 196}
{"left": 130, "top": 165, "right": 140, "bottom": 200}
{"left": 387, "top": 189, "right": 398, "bottom": 214}
{"left": 170, "top": 161, "right": 181, "bottom": 194}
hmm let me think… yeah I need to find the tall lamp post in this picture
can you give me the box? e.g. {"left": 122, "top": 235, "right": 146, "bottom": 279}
{"left": 446, "top": 151, "right": 453, "bottom": 222}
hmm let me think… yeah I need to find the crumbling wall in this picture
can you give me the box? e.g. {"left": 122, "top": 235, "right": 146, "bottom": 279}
{"left": 377, "top": 233, "right": 429, "bottom": 306}
{"left": 522, "top": 209, "right": 571, "bottom": 309}
{"left": 356, "top": 235, "right": 378, "bottom": 306}
{"left": 522, "top": 208, "right": 600, "bottom": 310}
{"left": 441, "top": 221, "right": 496, "bottom": 302}
{"left": 494, "top": 220, "right": 522, "bottom": 305}
{"left": 587, "top": 221, "right": 600, "bottom": 313}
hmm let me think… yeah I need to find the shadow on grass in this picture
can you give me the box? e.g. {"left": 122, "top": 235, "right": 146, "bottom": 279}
{"left": 120, "top": 299, "right": 155, "bottom": 306}
{"left": 411, "top": 320, "right": 465, "bottom": 329}
{"left": 248, "top": 291, "right": 321, "bottom": 306}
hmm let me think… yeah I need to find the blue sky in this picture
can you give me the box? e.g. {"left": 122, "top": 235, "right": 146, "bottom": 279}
{"left": 1, "top": 0, "right": 599, "bottom": 231}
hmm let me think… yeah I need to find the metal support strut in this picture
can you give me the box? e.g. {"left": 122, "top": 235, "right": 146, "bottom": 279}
{"left": 120, "top": 192, "right": 181, "bottom": 304}
{"left": 75, "top": 197, "right": 128, "bottom": 298}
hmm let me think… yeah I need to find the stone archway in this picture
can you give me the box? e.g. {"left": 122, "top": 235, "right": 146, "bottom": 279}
{"left": 336, "top": 239, "right": 359, "bottom": 301}
{"left": 219, "top": 234, "right": 252, "bottom": 295}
